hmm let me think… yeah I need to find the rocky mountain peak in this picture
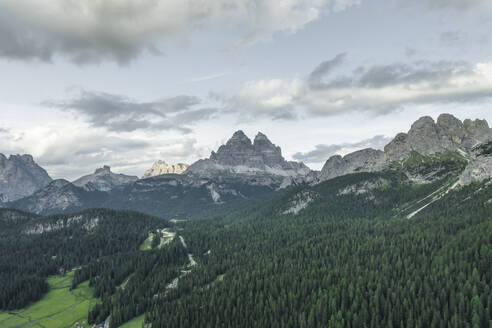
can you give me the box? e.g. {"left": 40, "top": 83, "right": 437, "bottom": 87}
{"left": 227, "top": 130, "right": 252, "bottom": 146}
{"left": 0, "top": 153, "right": 52, "bottom": 202}
{"left": 464, "top": 118, "right": 489, "bottom": 131}
{"left": 188, "top": 131, "right": 311, "bottom": 179}
{"left": 95, "top": 165, "right": 112, "bottom": 174}
{"left": 73, "top": 166, "right": 138, "bottom": 192}
{"left": 253, "top": 132, "right": 269, "bottom": 142}
{"left": 9, "top": 154, "right": 35, "bottom": 164}
{"left": 143, "top": 160, "right": 188, "bottom": 178}
{"left": 210, "top": 130, "right": 255, "bottom": 166}
{"left": 385, "top": 114, "right": 492, "bottom": 161}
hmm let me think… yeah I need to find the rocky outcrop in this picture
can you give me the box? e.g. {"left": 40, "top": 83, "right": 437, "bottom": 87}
{"left": 187, "top": 131, "right": 311, "bottom": 180}
{"left": 73, "top": 166, "right": 138, "bottom": 192}
{"left": 384, "top": 114, "right": 491, "bottom": 161}
{"left": 282, "top": 191, "right": 318, "bottom": 215}
{"left": 143, "top": 161, "right": 188, "bottom": 178}
{"left": 23, "top": 215, "right": 100, "bottom": 235}
{"left": 0, "top": 154, "right": 52, "bottom": 202}
{"left": 318, "top": 114, "right": 491, "bottom": 183}
{"left": 459, "top": 142, "right": 492, "bottom": 185}
{"left": 319, "top": 149, "right": 385, "bottom": 182}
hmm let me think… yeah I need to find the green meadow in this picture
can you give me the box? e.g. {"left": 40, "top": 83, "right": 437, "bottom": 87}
{"left": 119, "top": 315, "right": 145, "bottom": 328}
{"left": 139, "top": 232, "right": 154, "bottom": 251}
{"left": 0, "top": 272, "right": 99, "bottom": 328}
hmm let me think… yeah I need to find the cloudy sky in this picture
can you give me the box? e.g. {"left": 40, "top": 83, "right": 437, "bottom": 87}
{"left": 1, "top": 0, "right": 492, "bottom": 179}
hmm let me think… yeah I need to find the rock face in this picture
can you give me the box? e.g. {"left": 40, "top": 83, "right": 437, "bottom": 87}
{"left": 187, "top": 131, "right": 311, "bottom": 179}
{"left": 8, "top": 179, "right": 108, "bottom": 215}
{"left": 143, "top": 161, "right": 188, "bottom": 178}
{"left": 73, "top": 166, "right": 138, "bottom": 191}
{"left": 384, "top": 114, "right": 491, "bottom": 161}
{"left": 0, "top": 154, "right": 52, "bottom": 202}
{"left": 10, "top": 179, "right": 83, "bottom": 214}
{"left": 459, "top": 142, "right": 492, "bottom": 185}
{"left": 319, "top": 149, "right": 385, "bottom": 182}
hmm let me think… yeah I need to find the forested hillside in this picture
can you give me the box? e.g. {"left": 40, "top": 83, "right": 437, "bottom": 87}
{"left": 139, "top": 173, "right": 492, "bottom": 328}
{"left": 0, "top": 209, "right": 180, "bottom": 310}
{"left": 1, "top": 165, "right": 491, "bottom": 327}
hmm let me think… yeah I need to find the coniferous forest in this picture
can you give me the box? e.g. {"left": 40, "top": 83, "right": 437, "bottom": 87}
{"left": 1, "top": 170, "right": 491, "bottom": 327}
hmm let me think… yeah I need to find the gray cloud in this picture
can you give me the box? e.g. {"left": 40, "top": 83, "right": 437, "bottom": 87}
{"left": 45, "top": 91, "right": 217, "bottom": 133}
{"left": 293, "top": 135, "right": 391, "bottom": 163}
{"left": 308, "top": 53, "right": 347, "bottom": 88}
{"left": 0, "top": 0, "right": 357, "bottom": 65}
{"left": 313, "top": 59, "right": 473, "bottom": 89}
{"left": 232, "top": 54, "right": 492, "bottom": 120}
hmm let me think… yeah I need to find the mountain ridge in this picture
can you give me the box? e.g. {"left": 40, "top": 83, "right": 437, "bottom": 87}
{"left": 318, "top": 113, "right": 492, "bottom": 183}
{"left": 4, "top": 113, "right": 492, "bottom": 217}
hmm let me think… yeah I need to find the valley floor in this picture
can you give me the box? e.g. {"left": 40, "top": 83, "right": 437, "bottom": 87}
{"left": 0, "top": 272, "right": 98, "bottom": 328}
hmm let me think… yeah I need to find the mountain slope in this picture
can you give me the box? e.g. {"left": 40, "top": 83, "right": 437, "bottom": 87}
{"left": 7, "top": 179, "right": 108, "bottom": 215}
{"left": 0, "top": 208, "right": 182, "bottom": 311}
{"left": 141, "top": 167, "right": 491, "bottom": 327}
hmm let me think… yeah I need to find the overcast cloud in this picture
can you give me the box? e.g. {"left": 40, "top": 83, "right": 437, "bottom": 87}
{"left": 0, "top": 0, "right": 360, "bottom": 65}
{"left": 293, "top": 135, "right": 391, "bottom": 163}
{"left": 231, "top": 55, "right": 492, "bottom": 119}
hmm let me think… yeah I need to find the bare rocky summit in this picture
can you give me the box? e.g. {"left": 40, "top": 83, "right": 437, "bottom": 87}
{"left": 384, "top": 114, "right": 491, "bottom": 161}
{"left": 143, "top": 161, "right": 188, "bottom": 178}
{"left": 187, "top": 131, "right": 311, "bottom": 179}
{"left": 73, "top": 166, "right": 138, "bottom": 191}
{"left": 319, "top": 114, "right": 492, "bottom": 183}
{"left": 0, "top": 154, "right": 52, "bottom": 202}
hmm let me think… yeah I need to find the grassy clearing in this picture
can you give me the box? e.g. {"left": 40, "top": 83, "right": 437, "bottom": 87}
{"left": 120, "top": 314, "right": 145, "bottom": 328}
{"left": 139, "top": 232, "right": 154, "bottom": 251}
{"left": 0, "top": 271, "right": 98, "bottom": 328}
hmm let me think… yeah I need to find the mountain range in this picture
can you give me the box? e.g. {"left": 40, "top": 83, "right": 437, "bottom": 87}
{"left": 1, "top": 113, "right": 492, "bottom": 328}
{"left": 1, "top": 113, "right": 491, "bottom": 218}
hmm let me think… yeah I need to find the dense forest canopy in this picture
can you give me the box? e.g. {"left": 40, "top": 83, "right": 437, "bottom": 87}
{"left": 1, "top": 167, "right": 491, "bottom": 327}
